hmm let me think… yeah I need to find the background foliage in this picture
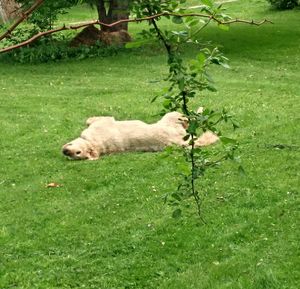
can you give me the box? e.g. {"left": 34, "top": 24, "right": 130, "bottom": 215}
{"left": 267, "top": 0, "right": 299, "bottom": 9}
{"left": 16, "top": 0, "right": 79, "bottom": 30}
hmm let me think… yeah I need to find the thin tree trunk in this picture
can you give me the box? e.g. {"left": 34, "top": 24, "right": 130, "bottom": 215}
{"left": 0, "top": 0, "right": 20, "bottom": 23}
{"left": 97, "top": 0, "right": 129, "bottom": 32}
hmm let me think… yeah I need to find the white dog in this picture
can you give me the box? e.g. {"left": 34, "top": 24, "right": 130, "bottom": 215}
{"left": 62, "top": 111, "right": 219, "bottom": 160}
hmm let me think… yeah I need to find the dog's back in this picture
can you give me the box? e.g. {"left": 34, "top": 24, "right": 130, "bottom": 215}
{"left": 90, "top": 119, "right": 180, "bottom": 153}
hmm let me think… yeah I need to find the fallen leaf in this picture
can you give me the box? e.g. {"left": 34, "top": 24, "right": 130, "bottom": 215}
{"left": 46, "top": 182, "right": 61, "bottom": 188}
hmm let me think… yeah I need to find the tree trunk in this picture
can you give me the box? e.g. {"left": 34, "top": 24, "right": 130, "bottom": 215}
{"left": 0, "top": 0, "right": 20, "bottom": 23}
{"left": 70, "top": 0, "right": 131, "bottom": 47}
{"left": 96, "top": 0, "right": 129, "bottom": 32}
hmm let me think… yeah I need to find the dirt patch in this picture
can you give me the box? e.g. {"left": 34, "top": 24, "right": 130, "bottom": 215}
{"left": 70, "top": 25, "right": 131, "bottom": 47}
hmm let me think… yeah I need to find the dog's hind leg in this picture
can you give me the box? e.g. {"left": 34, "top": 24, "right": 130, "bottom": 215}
{"left": 194, "top": 131, "right": 219, "bottom": 147}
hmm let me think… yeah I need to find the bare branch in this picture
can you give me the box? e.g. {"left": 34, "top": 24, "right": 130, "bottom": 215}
{"left": 0, "top": 11, "right": 272, "bottom": 54}
{"left": 0, "top": 0, "right": 44, "bottom": 42}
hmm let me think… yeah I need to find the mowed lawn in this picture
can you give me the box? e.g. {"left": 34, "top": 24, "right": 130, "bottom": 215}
{"left": 0, "top": 0, "right": 299, "bottom": 288}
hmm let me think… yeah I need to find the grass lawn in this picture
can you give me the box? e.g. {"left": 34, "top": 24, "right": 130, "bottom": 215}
{"left": 0, "top": 0, "right": 299, "bottom": 288}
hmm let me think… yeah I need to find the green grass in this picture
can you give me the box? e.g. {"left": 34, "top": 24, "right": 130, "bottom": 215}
{"left": 0, "top": 0, "right": 300, "bottom": 288}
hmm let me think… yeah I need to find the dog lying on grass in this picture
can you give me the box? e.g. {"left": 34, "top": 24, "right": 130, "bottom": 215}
{"left": 62, "top": 111, "right": 219, "bottom": 160}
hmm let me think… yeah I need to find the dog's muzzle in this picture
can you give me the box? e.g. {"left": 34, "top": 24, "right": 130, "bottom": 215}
{"left": 62, "top": 144, "right": 83, "bottom": 159}
{"left": 62, "top": 147, "right": 72, "bottom": 156}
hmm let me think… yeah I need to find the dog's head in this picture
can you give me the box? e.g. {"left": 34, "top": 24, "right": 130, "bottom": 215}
{"left": 62, "top": 138, "right": 98, "bottom": 160}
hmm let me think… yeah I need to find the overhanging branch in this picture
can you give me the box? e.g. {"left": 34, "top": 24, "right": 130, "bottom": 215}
{"left": 0, "top": 11, "right": 272, "bottom": 54}
{"left": 0, "top": 0, "right": 44, "bottom": 42}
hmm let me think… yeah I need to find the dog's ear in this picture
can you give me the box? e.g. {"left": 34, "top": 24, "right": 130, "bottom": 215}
{"left": 87, "top": 147, "right": 99, "bottom": 160}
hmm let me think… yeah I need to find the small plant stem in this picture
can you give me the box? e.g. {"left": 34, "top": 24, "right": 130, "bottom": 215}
{"left": 150, "top": 18, "right": 172, "bottom": 57}
{"left": 186, "top": 17, "right": 212, "bottom": 43}
{"left": 190, "top": 134, "right": 204, "bottom": 221}
{"left": 182, "top": 91, "right": 189, "bottom": 115}
{"left": 150, "top": 16, "right": 204, "bottom": 220}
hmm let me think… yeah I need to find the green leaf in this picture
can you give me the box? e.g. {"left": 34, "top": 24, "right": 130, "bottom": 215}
{"left": 187, "top": 121, "right": 198, "bottom": 134}
{"left": 171, "top": 192, "right": 182, "bottom": 202}
{"left": 220, "top": 136, "right": 237, "bottom": 145}
{"left": 172, "top": 16, "right": 183, "bottom": 24}
{"left": 187, "top": 19, "right": 199, "bottom": 27}
{"left": 185, "top": 16, "right": 195, "bottom": 23}
{"left": 231, "top": 120, "right": 240, "bottom": 130}
{"left": 163, "top": 98, "right": 172, "bottom": 109}
{"left": 218, "top": 24, "right": 230, "bottom": 31}
{"left": 207, "top": 83, "right": 217, "bottom": 92}
{"left": 238, "top": 165, "right": 246, "bottom": 176}
{"left": 151, "top": 95, "right": 159, "bottom": 103}
{"left": 220, "top": 62, "right": 230, "bottom": 69}
{"left": 197, "top": 52, "right": 206, "bottom": 67}
{"left": 162, "top": 194, "right": 168, "bottom": 204}
{"left": 183, "top": 134, "right": 190, "bottom": 141}
{"left": 172, "top": 208, "right": 182, "bottom": 219}
{"left": 201, "top": 0, "right": 213, "bottom": 7}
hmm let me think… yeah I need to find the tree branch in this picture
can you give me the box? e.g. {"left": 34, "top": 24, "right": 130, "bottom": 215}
{"left": 0, "top": 11, "right": 272, "bottom": 54}
{"left": 0, "top": 0, "right": 44, "bottom": 42}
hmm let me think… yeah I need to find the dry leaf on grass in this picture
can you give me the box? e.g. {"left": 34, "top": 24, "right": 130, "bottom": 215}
{"left": 46, "top": 182, "right": 61, "bottom": 188}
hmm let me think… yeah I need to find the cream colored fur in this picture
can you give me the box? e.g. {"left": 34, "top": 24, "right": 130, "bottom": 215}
{"left": 62, "top": 111, "right": 219, "bottom": 160}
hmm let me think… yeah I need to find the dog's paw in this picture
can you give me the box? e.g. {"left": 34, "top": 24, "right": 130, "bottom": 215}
{"left": 86, "top": 116, "right": 115, "bottom": 126}
{"left": 86, "top": 117, "right": 99, "bottom": 126}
